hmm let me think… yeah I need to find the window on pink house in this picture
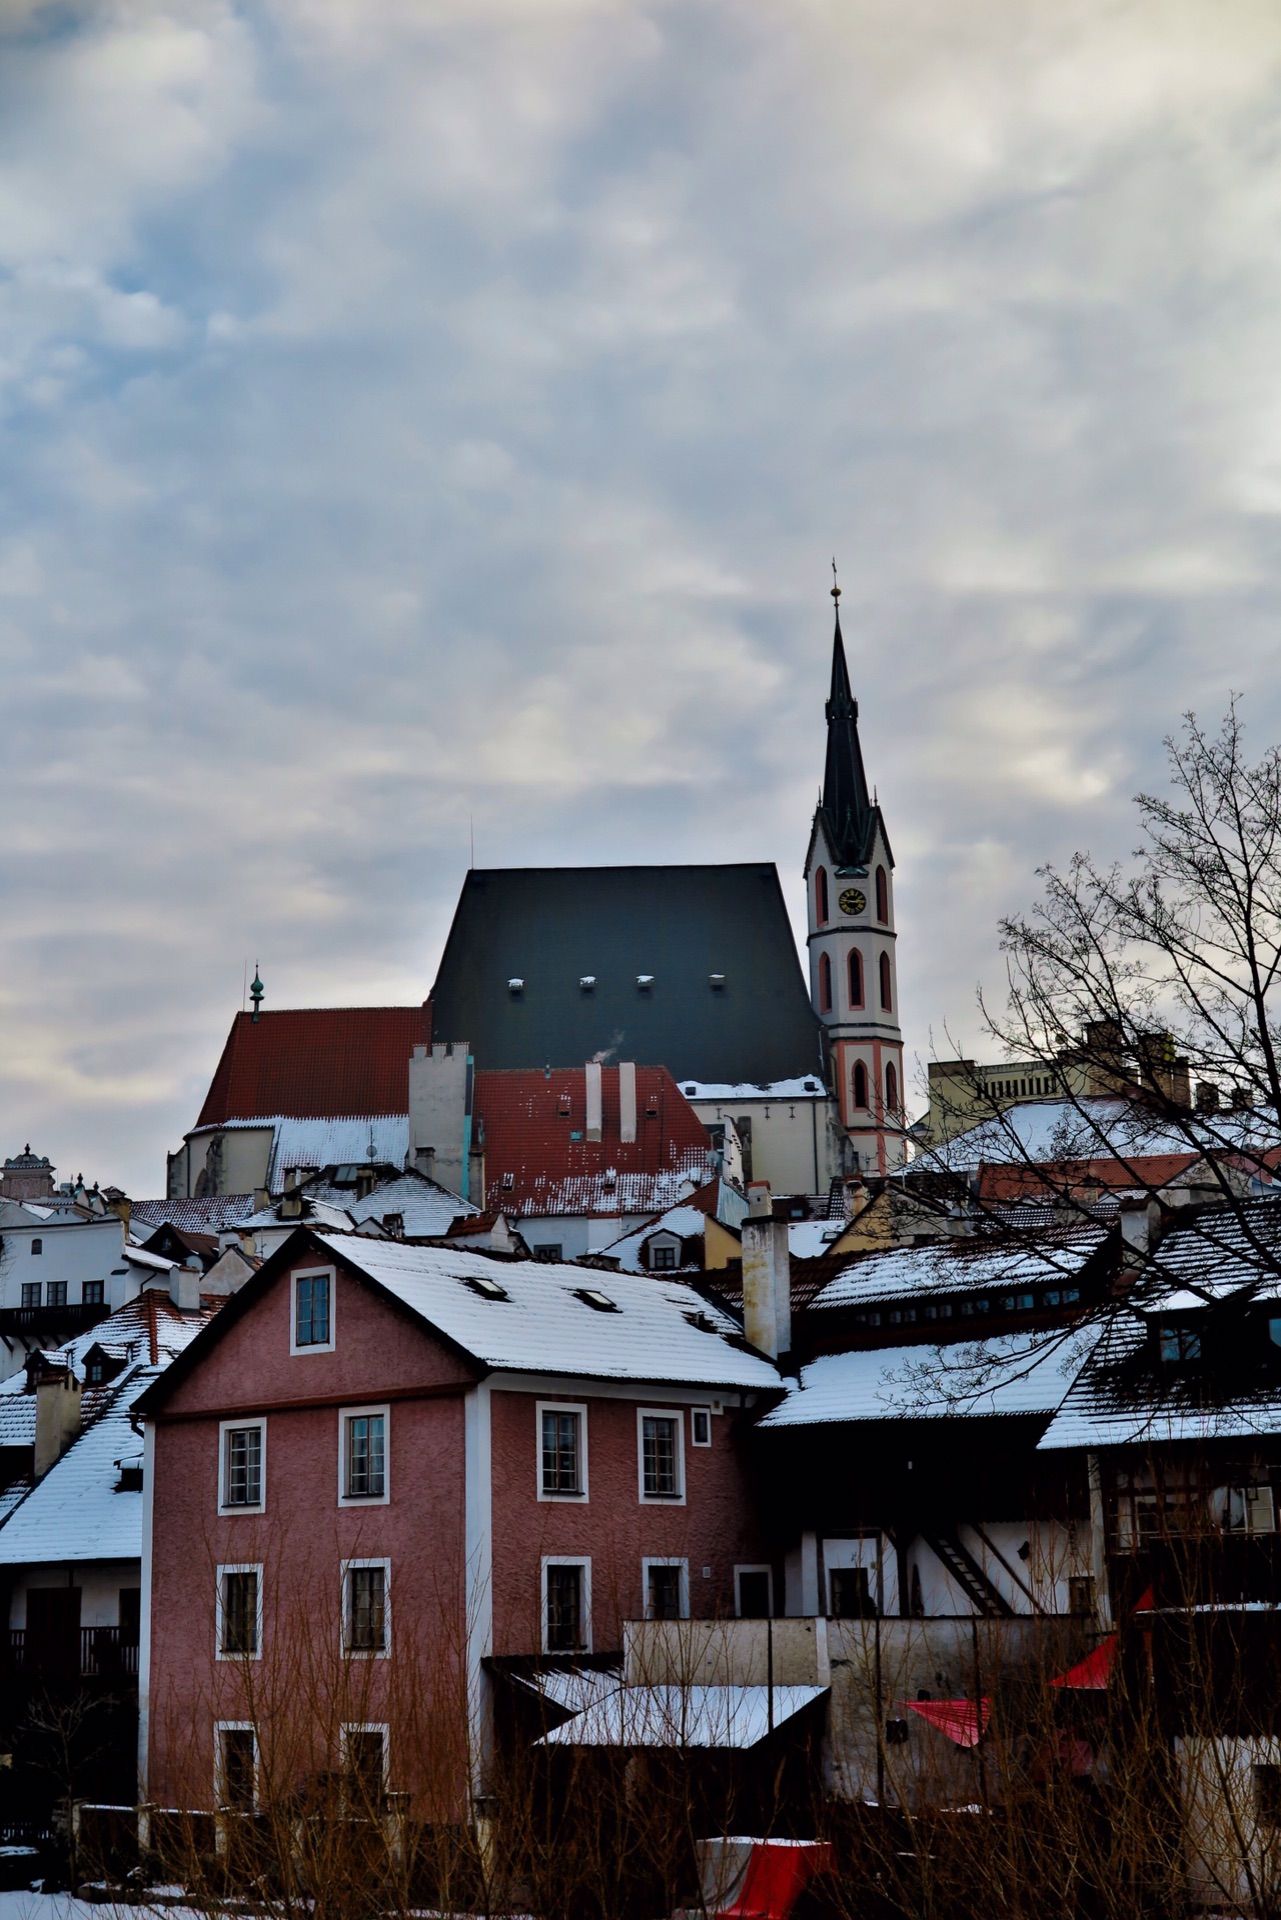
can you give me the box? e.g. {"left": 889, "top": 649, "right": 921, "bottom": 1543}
{"left": 644, "top": 1559, "right": 688, "bottom": 1619}
{"left": 541, "top": 1409, "right": 583, "bottom": 1496}
{"left": 640, "top": 1414, "right": 682, "bottom": 1499}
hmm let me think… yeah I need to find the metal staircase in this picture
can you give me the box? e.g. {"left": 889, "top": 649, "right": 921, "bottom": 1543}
{"left": 921, "top": 1531, "right": 1017, "bottom": 1617}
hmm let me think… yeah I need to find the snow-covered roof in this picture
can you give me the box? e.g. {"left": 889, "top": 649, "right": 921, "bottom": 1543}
{"left": 679, "top": 1078, "right": 827, "bottom": 1102}
{"left": 538, "top": 1684, "right": 827, "bottom": 1748}
{"left": 309, "top": 1234, "right": 781, "bottom": 1389}
{"left": 241, "top": 1196, "right": 356, "bottom": 1233}
{"left": 1036, "top": 1313, "right": 1281, "bottom": 1450}
{"left": 759, "top": 1331, "right": 1087, "bottom": 1428}
{"left": 0, "top": 1369, "right": 156, "bottom": 1566}
{"left": 328, "top": 1171, "right": 475, "bottom": 1238}
{"left": 788, "top": 1220, "right": 847, "bottom": 1260}
{"left": 914, "top": 1097, "right": 1279, "bottom": 1176}
{"left": 807, "top": 1227, "right": 1109, "bottom": 1313}
{"left": 129, "top": 1196, "right": 256, "bottom": 1235}
{"left": 597, "top": 1205, "right": 712, "bottom": 1273}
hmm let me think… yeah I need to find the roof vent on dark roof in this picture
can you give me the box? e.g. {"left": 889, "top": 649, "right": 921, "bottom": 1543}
{"left": 508, "top": 979, "right": 524, "bottom": 995}
{"left": 708, "top": 974, "right": 726, "bottom": 990}
{"left": 637, "top": 974, "right": 654, "bottom": 989}
{"left": 579, "top": 976, "right": 596, "bottom": 992}
{"left": 464, "top": 1275, "right": 510, "bottom": 1302}
{"left": 574, "top": 1288, "right": 620, "bottom": 1313}
{"left": 683, "top": 1309, "right": 718, "bottom": 1334}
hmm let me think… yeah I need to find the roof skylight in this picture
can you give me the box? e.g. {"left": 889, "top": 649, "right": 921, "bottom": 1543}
{"left": 464, "top": 1275, "right": 510, "bottom": 1302}
{"left": 574, "top": 1288, "right": 620, "bottom": 1313}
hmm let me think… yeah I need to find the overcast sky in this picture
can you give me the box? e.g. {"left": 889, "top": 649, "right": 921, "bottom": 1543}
{"left": 3, "top": 0, "right": 1281, "bottom": 1195}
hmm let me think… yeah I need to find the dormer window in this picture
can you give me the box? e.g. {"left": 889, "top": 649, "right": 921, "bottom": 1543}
{"left": 501, "top": 1172, "right": 515, "bottom": 1191}
{"left": 1159, "top": 1325, "right": 1202, "bottom": 1366}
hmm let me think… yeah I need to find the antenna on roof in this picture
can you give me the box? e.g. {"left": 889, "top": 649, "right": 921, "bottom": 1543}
{"left": 250, "top": 964, "right": 264, "bottom": 1024}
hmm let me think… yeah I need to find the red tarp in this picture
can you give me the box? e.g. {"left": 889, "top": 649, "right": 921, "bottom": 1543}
{"left": 904, "top": 1698, "right": 991, "bottom": 1747}
{"left": 717, "top": 1841, "right": 835, "bottom": 1919}
{"left": 1049, "top": 1636, "right": 1116, "bottom": 1690}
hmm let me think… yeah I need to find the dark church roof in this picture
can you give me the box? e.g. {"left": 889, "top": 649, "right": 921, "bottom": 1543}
{"left": 429, "top": 864, "right": 824, "bottom": 1086}
{"left": 815, "top": 605, "right": 892, "bottom": 871}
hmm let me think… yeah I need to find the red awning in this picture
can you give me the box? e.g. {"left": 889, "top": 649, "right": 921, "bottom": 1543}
{"left": 1049, "top": 1636, "right": 1116, "bottom": 1690}
{"left": 904, "top": 1698, "right": 991, "bottom": 1747}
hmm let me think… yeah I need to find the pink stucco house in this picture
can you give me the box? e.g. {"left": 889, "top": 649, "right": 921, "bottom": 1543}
{"left": 135, "top": 1228, "right": 781, "bottom": 1818}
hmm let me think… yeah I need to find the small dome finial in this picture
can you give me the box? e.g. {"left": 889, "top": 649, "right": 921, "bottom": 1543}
{"left": 250, "top": 963, "right": 265, "bottom": 1024}
{"left": 831, "top": 556, "right": 841, "bottom": 602}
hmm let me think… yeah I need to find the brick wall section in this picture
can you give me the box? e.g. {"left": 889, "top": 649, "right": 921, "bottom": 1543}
{"left": 148, "top": 1256, "right": 475, "bottom": 1813}
{"left": 488, "top": 1388, "right": 762, "bottom": 1654}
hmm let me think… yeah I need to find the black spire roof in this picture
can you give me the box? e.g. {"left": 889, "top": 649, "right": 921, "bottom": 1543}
{"left": 818, "top": 605, "right": 875, "bottom": 868}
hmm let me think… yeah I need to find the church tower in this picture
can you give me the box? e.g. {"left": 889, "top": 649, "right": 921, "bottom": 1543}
{"left": 803, "top": 579, "right": 906, "bottom": 1174}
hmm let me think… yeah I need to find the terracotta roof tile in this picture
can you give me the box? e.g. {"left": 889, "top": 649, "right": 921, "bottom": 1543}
{"left": 197, "top": 1006, "right": 431, "bottom": 1126}
{"left": 476, "top": 1065, "right": 712, "bottom": 1218}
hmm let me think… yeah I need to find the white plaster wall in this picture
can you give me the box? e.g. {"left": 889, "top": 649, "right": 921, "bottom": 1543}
{"left": 822, "top": 1534, "right": 900, "bottom": 1616}
{"left": 0, "top": 1217, "right": 125, "bottom": 1309}
{"left": 688, "top": 1096, "right": 839, "bottom": 1194}
{"left": 10, "top": 1559, "right": 139, "bottom": 1629}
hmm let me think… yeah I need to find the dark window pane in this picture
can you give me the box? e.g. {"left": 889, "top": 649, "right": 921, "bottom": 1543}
{"left": 83, "top": 1280, "right": 104, "bottom": 1305}
{"left": 546, "top": 1564, "right": 583, "bottom": 1651}
{"left": 221, "top": 1571, "right": 258, "bottom": 1655}
{"left": 541, "top": 1410, "right": 581, "bottom": 1495}
{"left": 347, "top": 1415, "right": 385, "bottom": 1498}
{"left": 647, "top": 1564, "right": 683, "bottom": 1619}
{"left": 347, "top": 1565, "right": 386, "bottom": 1652}
{"left": 642, "top": 1416, "right": 678, "bottom": 1497}
{"left": 830, "top": 1567, "right": 877, "bottom": 1618}
{"left": 738, "top": 1571, "right": 771, "bottom": 1619}
{"left": 296, "top": 1274, "right": 330, "bottom": 1346}
{"left": 21, "top": 1283, "right": 40, "bottom": 1308}
{"left": 220, "top": 1728, "right": 256, "bottom": 1811}
{"left": 226, "top": 1427, "right": 262, "bottom": 1507}
{"left": 345, "top": 1730, "right": 385, "bottom": 1809}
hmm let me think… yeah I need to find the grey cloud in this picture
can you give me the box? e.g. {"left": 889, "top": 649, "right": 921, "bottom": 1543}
{"left": 0, "top": 0, "right": 1280, "bottom": 1189}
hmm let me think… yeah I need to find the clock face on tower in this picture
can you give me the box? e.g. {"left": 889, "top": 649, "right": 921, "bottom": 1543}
{"left": 838, "top": 887, "right": 867, "bottom": 916}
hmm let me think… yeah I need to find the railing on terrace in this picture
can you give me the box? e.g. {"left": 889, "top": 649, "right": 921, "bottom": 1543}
{"left": 0, "top": 1302, "right": 112, "bottom": 1337}
{"left": 1, "top": 1626, "right": 138, "bottom": 1680}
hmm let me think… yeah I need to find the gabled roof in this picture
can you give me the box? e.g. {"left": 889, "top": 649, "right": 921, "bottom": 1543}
{"left": 911, "top": 1096, "right": 1279, "bottom": 1180}
{"left": 137, "top": 1229, "right": 783, "bottom": 1409}
{"left": 429, "top": 864, "right": 824, "bottom": 1086}
{"left": 196, "top": 1005, "right": 431, "bottom": 1127}
{"left": 477, "top": 1065, "right": 713, "bottom": 1218}
{"left": 806, "top": 1226, "right": 1111, "bottom": 1313}
{"left": 0, "top": 1372, "right": 155, "bottom": 1566}
{"left": 129, "top": 1195, "right": 256, "bottom": 1235}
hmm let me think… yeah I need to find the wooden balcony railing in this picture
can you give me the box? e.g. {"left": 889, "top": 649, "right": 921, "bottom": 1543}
{"left": 2, "top": 1626, "right": 138, "bottom": 1680}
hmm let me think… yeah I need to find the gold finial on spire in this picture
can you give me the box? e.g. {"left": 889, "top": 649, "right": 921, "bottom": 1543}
{"left": 831, "top": 557, "right": 841, "bottom": 602}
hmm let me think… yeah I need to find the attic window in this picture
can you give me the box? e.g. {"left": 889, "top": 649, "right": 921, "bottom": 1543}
{"left": 601, "top": 1169, "right": 617, "bottom": 1192}
{"left": 574, "top": 1288, "right": 620, "bottom": 1314}
{"left": 501, "top": 1172, "right": 515, "bottom": 1191}
{"left": 708, "top": 974, "right": 726, "bottom": 991}
{"left": 637, "top": 974, "right": 654, "bottom": 990}
{"left": 508, "top": 978, "right": 524, "bottom": 996}
{"left": 579, "top": 976, "right": 596, "bottom": 992}
{"left": 557, "top": 1095, "right": 572, "bottom": 1117}
{"left": 684, "top": 1085, "right": 697, "bottom": 1096}
{"left": 464, "top": 1275, "right": 510, "bottom": 1302}
{"left": 1159, "top": 1324, "right": 1201, "bottom": 1366}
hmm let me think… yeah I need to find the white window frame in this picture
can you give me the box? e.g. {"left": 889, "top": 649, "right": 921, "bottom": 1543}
{"left": 647, "top": 1234, "right": 682, "bottom": 1271}
{"left": 218, "top": 1418, "right": 267, "bottom": 1515}
{"left": 340, "top": 1721, "right": 389, "bottom": 1801}
{"left": 541, "top": 1555, "right": 592, "bottom": 1655}
{"left": 642, "top": 1556, "right": 690, "bottom": 1619}
{"left": 291, "top": 1265, "right": 336, "bottom": 1355}
{"left": 341, "top": 1556, "right": 391, "bottom": 1659}
{"left": 216, "top": 1563, "right": 263, "bottom": 1662}
{"left": 690, "top": 1405, "right": 712, "bottom": 1448}
{"left": 734, "top": 1564, "right": 774, "bottom": 1619}
{"left": 214, "top": 1720, "right": 259, "bottom": 1811}
{"left": 536, "top": 1400, "right": 589, "bottom": 1502}
{"left": 637, "top": 1407, "right": 685, "bottom": 1505}
{"left": 338, "top": 1405, "right": 390, "bottom": 1507}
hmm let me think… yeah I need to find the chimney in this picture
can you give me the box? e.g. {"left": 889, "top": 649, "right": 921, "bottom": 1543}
{"left": 280, "top": 1169, "right": 303, "bottom": 1220}
{"left": 1117, "top": 1194, "right": 1160, "bottom": 1281}
{"left": 741, "top": 1181, "right": 791, "bottom": 1359}
{"left": 619, "top": 1062, "right": 637, "bottom": 1146}
{"left": 170, "top": 1257, "right": 203, "bottom": 1312}
{"left": 468, "top": 1147, "right": 486, "bottom": 1211}
{"left": 34, "top": 1365, "right": 82, "bottom": 1478}
{"left": 585, "top": 1062, "right": 603, "bottom": 1143}
{"left": 252, "top": 1188, "right": 269, "bottom": 1215}
{"left": 408, "top": 1042, "right": 471, "bottom": 1198}
{"left": 414, "top": 1146, "right": 437, "bottom": 1181}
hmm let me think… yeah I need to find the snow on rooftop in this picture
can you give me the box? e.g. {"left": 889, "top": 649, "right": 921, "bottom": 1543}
{"left": 913, "top": 1097, "right": 1279, "bottom": 1176}
{"left": 312, "top": 1234, "right": 780, "bottom": 1389}
{"left": 538, "top": 1683, "right": 827, "bottom": 1748}
{"left": 808, "top": 1226, "right": 1109, "bottom": 1312}
{"left": 760, "top": 1331, "right": 1088, "bottom": 1428}
{"left": 0, "top": 1367, "right": 159, "bottom": 1565}
{"left": 129, "top": 1196, "right": 256, "bottom": 1235}
{"left": 679, "top": 1079, "right": 827, "bottom": 1101}
{"left": 788, "top": 1220, "right": 844, "bottom": 1260}
{"left": 597, "top": 1204, "right": 712, "bottom": 1273}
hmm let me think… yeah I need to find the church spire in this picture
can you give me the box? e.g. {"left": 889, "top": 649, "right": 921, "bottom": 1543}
{"left": 820, "top": 567, "right": 872, "bottom": 867}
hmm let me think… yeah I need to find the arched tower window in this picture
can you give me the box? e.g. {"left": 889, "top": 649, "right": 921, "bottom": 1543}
{"left": 879, "top": 951, "right": 892, "bottom": 1010}
{"left": 848, "top": 949, "right": 863, "bottom": 1008}
{"left": 875, "top": 866, "right": 888, "bottom": 923}
{"left": 818, "top": 951, "right": 832, "bottom": 1014}
{"left": 853, "top": 1061, "right": 868, "bottom": 1109}
{"left": 815, "top": 866, "right": 829, "bottom": 925}
{"left": 885, "top": 1061, "right": 899, "bottom": 1116}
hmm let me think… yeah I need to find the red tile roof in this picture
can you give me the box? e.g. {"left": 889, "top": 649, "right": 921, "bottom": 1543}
{"left": 197, "top": 1006, "right": 431, "bottom": 1127}
{"left": 475, "top": 1066, "right": 713, "bottom": 1218}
